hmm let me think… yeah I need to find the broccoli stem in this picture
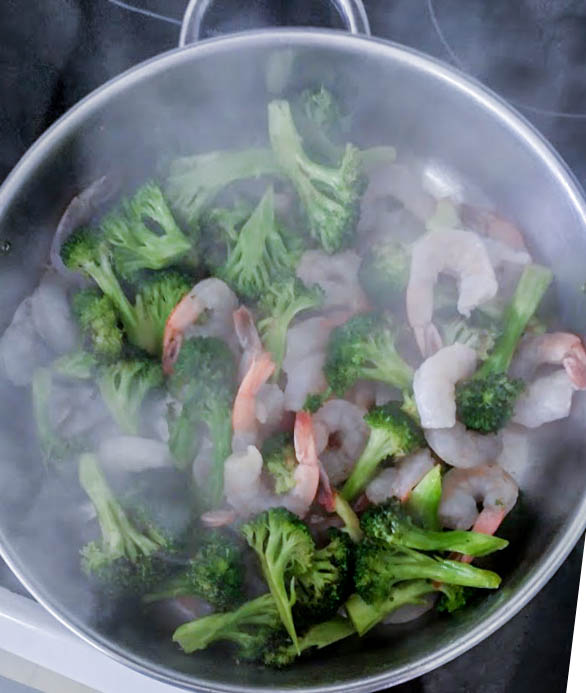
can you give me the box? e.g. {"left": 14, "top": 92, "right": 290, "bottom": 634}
{"left": 405, "top": 465, "right": 442, "bottom": 531}
{"left": 333, "top": 494, "right": 363, "bottom": 543}
{"left": 359, "top": 339, "right": 414, "bottom": 391}
{"left": 271, "top": 616, "right": 356, "bottom": 664}
{"left": 341, "top": 428, "right": 400, "bottom": 502}
{"left": 173, "top": 593, "right": 276, "bottom": 654}
{"left": 475, "top": 263, "right": 553, "bottom": 378}
{"left": 378, "top": 524, "right": 508, "bottom": 557}
{"left": 142, "top": 573, "right": 193, "bottom": 603}
{"left": 346, "top": 580, "right": 435, "bottom": 636}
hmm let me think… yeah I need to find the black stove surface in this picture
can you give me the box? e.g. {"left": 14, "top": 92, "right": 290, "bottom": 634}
{"left": 0, "top": 1, "right": 583, "bottom": 691}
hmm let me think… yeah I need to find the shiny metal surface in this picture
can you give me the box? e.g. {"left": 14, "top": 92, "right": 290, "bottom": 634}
{"left": 1, "top": 29, "right": 586, "bottom": 692}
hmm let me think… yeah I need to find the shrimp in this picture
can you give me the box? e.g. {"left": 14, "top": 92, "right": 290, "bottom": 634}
{"left": 313, "top": 400, "right": 369, "bottom": 485}
{"left": 509, "top": 333, "right": 586, "bottom": 428}
{"left": 365, "top": 449, "right": 435, "bottom": 504}
{"left": 233, "top": 305, "right": 263, "bottom": 379}
{"left": 439, "top": 464, "right": 518, "bottom": 535}
{"left": 223, "top": 412, "right": 319, "bottom": 518}
{"left": 424, "top": 422, "right": 502, "bottom": 469}
{"left": 296, "top": 250, "right": 369, "bottom": 314}
{"left": 162, "top": 278, "right": 238, "bottom": 374}
{"left": 232, "top": 351, "right": 275, "bottom": 452}
{"left": 460, "top": 205, "right": 529, "bottom": 252}
{"left": 413, "top": 343, "right": 477, "bottom": 429}
{"left": 406, "top": 229, "right": 498, "bottom": 357}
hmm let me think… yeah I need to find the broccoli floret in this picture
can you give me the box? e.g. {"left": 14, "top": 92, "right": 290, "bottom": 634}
{"left": 242, "top": 508, "right": 315, "bottom": 652}
{"left": 127, "top": 270, "right": 191, "bottom": 356}
{"left": 262, "top": 432, "right": 297, "bottom": 494}
{"left": 345, "top": 579, "right": 463, "bottom": 635}
{"left": 52, "top": 350, "right": 98, "bottom": 380}
{"left": 303, "top": 392, "right": 329, "bottom": 414}
{"left": 173, "top": 592, "right": 280, "bottom": 654}
{"left": 97, "top": 358, "right": 163, "bottom": 435}
{"left": 144, "top": 530, "right": 244, "bottom": 611}
{"left": 166, "top": 148, "right": 280, "bottom": 228}
{"left": 294, "top": 529, "right": 354, "bottom": 625}
{"left": 61, "top": 229, "right": 138, "bottom": 336}
{"left": 263, "top": 616, "right": 355, "bottom": 668}
{"left": 79, "top": 454, "right": 175, "bottom": 597}
{"left": 361, "top": 499, "right": 508, "bottom": 556}
{"left": 268, "top": 99, "right": 365, "bottom": 253}
{"left": 405, "top": 464, "right": 442, "bottom": 531}
{"left": 341, "top": 402, "right": 424, "bottom": 502}
{"left": 214, "top": 186, "right": 302, "bottom": 299}
{"left": 324, "top": 312, "right": 414, "bottom": 398}
{"left": 166, "top": 338, "right": 236, "bottom": 502}
{"left": 354, "top": 543, "right": 501, "bottom": 605}
{"left": 72, "top": 289, "right": 124, "bottom": 361}
{"left": 440, "top": 317, "right": 499, "bottom": 361}
{"left": 358, "top": 241, "right": 411, "bottom": 308}
{"left": 456, "top": 264, "right": 553, "bottom": 433}
{"left": 436, "top": 584, "right": 470, "bottom": 613}
{"left": 102, "top": 182, "right": 193, "bottom": 278}
{"left": 258, "top": 277, "right": 324, "bottom": 378}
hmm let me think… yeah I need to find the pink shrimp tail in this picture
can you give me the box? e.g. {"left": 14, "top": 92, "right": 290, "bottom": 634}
{"left": 162, "top": 330, "right": 183, "bottom": 375}
{"left": 294, "top": 411, "right": 331, "bottom": 509}
{"left": 232, "top": 351, "right": 276, "bottom": 433}
{"left": 564, "top": 342, "right": 586, "bottom": 389}
{"left": 460, "top": 506, "right": 507, "bottom": 564}
{"left": 233, "top": 305, "right": 262, "bottom": 355}
{"left": 161, "top": 291, "right": 201, "bottom": 375}
{"left": 200, "top": 509, "right": 237, "bottom": 528}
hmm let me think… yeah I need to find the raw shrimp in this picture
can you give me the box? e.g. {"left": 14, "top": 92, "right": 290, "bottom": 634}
{"left": 232, "top": 351, "right": 275, "bottom": 452}
{"left": 510, "top": 333, "right": 586, "bottom": 428}
{"left": 296, "top": 250, "right": 369, "bottom": 314}
{"left": 282, "top": 312, "right": 350, "bottom": 411}
{"left": 406, "top": 229, "right": 498, "bottom": 357}
{"left": 365, "top": 449, "right": 435, "bottom": 504}
{"left": 162, "top": 278, "right": 238, "bottom": 374}
{"left": 313, "top": 400, "right": 368, "bottom": 485}
{"left": 223, "top": 411, "right": 319, "bottom": 518}
{"left": 439, "top": 464, "right": 518, "bottom": 534}
{"left": 413, "top": 343, "right": 477, "bottom": 429}
{"left": 425, "top": 422, "right": 502, "bottom": 469}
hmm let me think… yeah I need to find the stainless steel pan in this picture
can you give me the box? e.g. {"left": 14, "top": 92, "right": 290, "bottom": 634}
{"left": 1, "top": 1, "right": 585, "bottom": 690}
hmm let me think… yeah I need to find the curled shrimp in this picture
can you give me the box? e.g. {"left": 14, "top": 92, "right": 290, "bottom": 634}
{"left": 510, "top": 333, "right": 586, "bottom": 428}
{"left": 232, "top": 350, "right": 275, "bottom": 452}
{"left": 313, "top": 400, "right": 369, "bottom": 485}
{"left": 424, "top": 422, "right": 502, "bottom": 469}
{"left": 439, "top": 464, "right": 518, "bottom": 534}
{"left": 162, "top": 278, "right": 238, "bottom": 374}
{"left": 296, "top": 250, "right": 369, "bottom": 314}
{"left": 365, "top": 449, "right": 435, "bottom": 504}
{"left": 407, "top": 229, "right": 498, "bottom": 357}
{"left": 413, "top": 343, "right": 477, "bottom": 429}
{"left": 223, "top": 411, "right": 319, "bottom": 518}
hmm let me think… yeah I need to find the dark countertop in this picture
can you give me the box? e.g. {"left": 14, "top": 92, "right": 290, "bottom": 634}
{"left": 0, "top": 1, "right": 582, "bottom": 691}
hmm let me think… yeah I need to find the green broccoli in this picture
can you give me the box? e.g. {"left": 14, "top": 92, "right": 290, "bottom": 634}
{"left": 262, "top": 432, "right": 297, "bottom": 494}
{"left": 127, "top": 270, "right": 191, "bottom": 356}
{"left": 144, "top": 530, "right": 244, "bottom": 611}
{"left": 72, "top": 289, "right": 124, "bottom": 361}
{"left": 214, "top": 186, "right": 302, "bottom": 299}
{"left": 61, "top": 229, "right": 138, "bottom": 338}
{"left": 294, "top": 529, "right": 354, "bottom": 625}
{"left": 242, "top": 508, "right": 315, "bottom": 652}
{"left": 324, "top": 312, "right": 414, "bottom": 398}
{"left": 166, "top": 148, "right": 280, "bottom": 228}
{"left": 52, "top": 350, "right": 98, "bottom": 380}
{"left": 405, "top": 464, "right": 442, "bottom": 531}
{"left": 341, "top": 402, "right": 424, "bottom": 502}
{"left": 268, "top": 99, "right": 365, "bottom": 253}
{"left": 360, "top": 499, "right": 508, "bottom": 557}
{"left": 263, "top": 616, "right": 355, "bottom": 668}
{"left": 345, "top": 579, "right": 464, "bottom": 636}
{"left": 258, "top": 277, "right": 324, "bottom": 378}
{"left": 97, "top": 358, "right": 163, "bottom": 435}
{"left": 102, "top": 182, "right": 193, "bottom": 278}
{"left": 358, "top": 240, "right": 411, "bottom": 308}
{"left": 455, "top": 263, "right": 553, "bottom": 433}
{"left": 173, "top": 592, "right": 280, "bottom": 654}
{"left": 354, "top": 544, "right": 501, "bottom": 605}
{"left": 440, "top": 317, "right": 499, "bottom": 361}
{"left": 166, "top": 338, "right": 236, "bottom": 503}
{"left": 79, "top": 454, "right": 176, "bottom": 597}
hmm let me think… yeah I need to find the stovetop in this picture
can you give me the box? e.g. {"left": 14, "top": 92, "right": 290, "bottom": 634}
{"left": 0, "top": 1, "right": 584, "bottom": 691}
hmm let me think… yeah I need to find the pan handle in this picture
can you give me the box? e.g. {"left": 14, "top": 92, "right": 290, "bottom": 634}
{"left": 179, "top": 0, "right": 371, "bottom": 46}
